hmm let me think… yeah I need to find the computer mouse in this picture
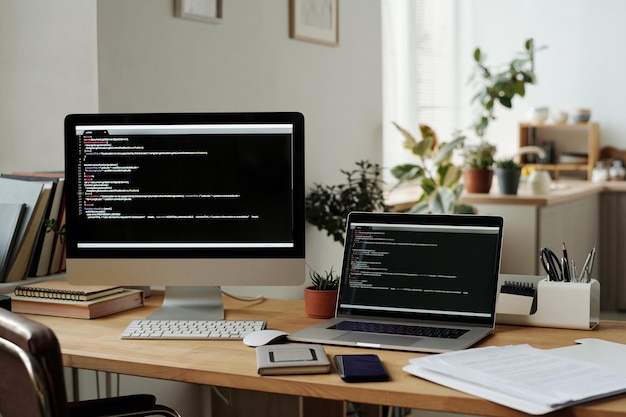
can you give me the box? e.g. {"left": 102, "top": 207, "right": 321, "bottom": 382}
{"left": 243, "top": 329, "right": 289, "bottom": 347}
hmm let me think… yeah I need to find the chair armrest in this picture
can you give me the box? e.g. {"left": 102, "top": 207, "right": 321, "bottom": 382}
{"left": 67, "top": 394, "right": 181, "bottom": 417}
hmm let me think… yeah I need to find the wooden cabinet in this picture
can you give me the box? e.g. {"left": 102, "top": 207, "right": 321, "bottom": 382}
{"left": 519, "top": 122, "right": 600, "bottom": 179}
{"left": 473, "top": 194, "right": 599, "bottom": 277}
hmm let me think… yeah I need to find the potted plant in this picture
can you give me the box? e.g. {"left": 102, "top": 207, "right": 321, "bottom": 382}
{"left": 304, "top": 267, "right": 339, "bottom": 319}
{"left": 391, "top": 123, "right": 476, "bottom": 214}
{"left": 494, "top": 158, "right": 522, "bottom": 195}
{"left": 465, "top": 38, "right": 543, "bottom": 193}
{"left": 461, "top": 141, "right": 497, "bottom": 194}
{"left": 470, "top": 38, "right": 542, "bottom": 138}
{"left": 305, "top": 160, "right": 385, "bottom": 245}
{"left": 494, "top": 146, "right": 548, "bottom": 195}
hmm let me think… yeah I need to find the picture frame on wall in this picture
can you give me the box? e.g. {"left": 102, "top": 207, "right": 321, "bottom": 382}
{"left": 289, "top": 0, "right": 339, "bottom": 46}
{"left": 175, "top": 0, "right": 222, "bottom": 24}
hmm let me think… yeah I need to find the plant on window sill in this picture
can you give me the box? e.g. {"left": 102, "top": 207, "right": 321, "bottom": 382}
{"left": 464, "top": 38, "right": 544, "bottom": 193}
{"left": 466, "top": 38, "right": 543, "bottom": 169}
{"left": 470, "top": 38, "right": 543, "bottom": 140}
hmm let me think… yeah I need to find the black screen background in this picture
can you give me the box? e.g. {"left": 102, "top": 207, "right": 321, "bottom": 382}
{"left": 338, "top": 224, "right": 500, "bottom": 323}
{"left": 75, "top": 132, "right": 294, "bottom": 249}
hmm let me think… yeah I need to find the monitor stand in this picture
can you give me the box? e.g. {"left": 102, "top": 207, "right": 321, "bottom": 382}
{"left": 147, "top": 286, "right": 224, "bottom": 320}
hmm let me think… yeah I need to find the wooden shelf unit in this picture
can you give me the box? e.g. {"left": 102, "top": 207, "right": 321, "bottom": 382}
{"left": 519, "top": 122, "right": 600, "bottom": 179}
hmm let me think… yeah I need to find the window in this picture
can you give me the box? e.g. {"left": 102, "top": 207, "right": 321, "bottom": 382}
{"left": 381, "top": 0, "right": 472, "bottom": 184}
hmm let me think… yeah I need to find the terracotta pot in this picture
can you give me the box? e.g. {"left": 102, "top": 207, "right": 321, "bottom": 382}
{"left": 304, "top": 287, "right": 338, "bottom": 319}
{"left": 463, "top": 168, "right": 493, "bottom": 194}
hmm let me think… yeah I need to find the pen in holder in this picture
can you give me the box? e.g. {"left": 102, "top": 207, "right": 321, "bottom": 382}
{"left": 496, "top": 274, "right": 600, "bottom": 330}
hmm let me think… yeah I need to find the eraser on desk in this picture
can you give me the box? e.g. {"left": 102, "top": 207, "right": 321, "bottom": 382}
{"left": 0, "top": 294, "right": 11, "bottom": 310}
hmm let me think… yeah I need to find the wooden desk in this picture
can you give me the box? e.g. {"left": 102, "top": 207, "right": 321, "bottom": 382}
{"left": 25, "top": 292, "right": 626, "bottom": 417}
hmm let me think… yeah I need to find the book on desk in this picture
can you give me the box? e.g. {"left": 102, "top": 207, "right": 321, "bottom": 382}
{"left": 2, "top": 173, "right": 65, "bottom": 277}
{"left": 0, "top": 171, "right": 67, "bottom": 283}
{"left": 0, "top": 177, "right": 54, "bottom": 283}
{"left": 10, "top": 288, "right": 144, "bottom": 319}
{"left": 0, "top": 203, "right": 26, "bottom": 280}
{"left": 14, "top": 279, "right": 124, "bottom": 301}
{"left": 256, "top": 344, "right": 331, "bottom": 375}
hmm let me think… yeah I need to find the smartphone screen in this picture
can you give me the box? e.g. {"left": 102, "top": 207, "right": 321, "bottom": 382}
{"left": 334, "top": 354, "right": 389, "bottom": 382}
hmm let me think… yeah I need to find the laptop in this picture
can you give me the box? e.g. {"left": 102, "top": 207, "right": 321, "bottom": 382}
{"left": 288, "top": 211, "right": 504, "bottom": 353}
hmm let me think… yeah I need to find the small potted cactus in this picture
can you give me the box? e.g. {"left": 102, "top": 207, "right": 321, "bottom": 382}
{"left": 304, "top": 267, "right": 339, "bottom": 319}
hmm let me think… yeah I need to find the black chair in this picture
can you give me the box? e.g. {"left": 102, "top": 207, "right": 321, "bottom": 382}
{"left": 0, "top": 307, "right": 182, "bottom": 417}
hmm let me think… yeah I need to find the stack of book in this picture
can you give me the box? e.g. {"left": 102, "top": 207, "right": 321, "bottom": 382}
{"left": 10, "top": 279, "right": 144, "bottom": 319}
{"left": 0, "top": 171, "right": 66, "bottom": 284}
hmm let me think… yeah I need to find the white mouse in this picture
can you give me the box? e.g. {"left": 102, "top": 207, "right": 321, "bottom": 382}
{"left": 243, "top": 329, "right": 289, "bottom": 347}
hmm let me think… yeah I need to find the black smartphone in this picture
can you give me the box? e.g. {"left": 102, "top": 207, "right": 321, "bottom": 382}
{"left": 334, "top": 354, "right": 389, "bottom": 382}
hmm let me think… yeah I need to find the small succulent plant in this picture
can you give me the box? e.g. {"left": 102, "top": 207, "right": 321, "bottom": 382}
{"left": 309, "top": 267, "right": 339, "bottom": 290}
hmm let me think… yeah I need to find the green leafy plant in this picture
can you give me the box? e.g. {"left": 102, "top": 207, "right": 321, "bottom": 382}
{"left": 390, "top": 123, "right": 476, "bottom": 214}
{"left": 462, "top": 141, "right": 497, "bottom": 169}
{"left": 305, "top": 160, "right": 385, "bottom": 245}
{"left": 44, "top": 219, "right": 65, "bottom": 243}
{"left": 391, "top": 39, "right": 543, "bottom": 200}
{"left": 308, "top": 267, "right": 339, "bottom": 290}
{"left": 495, "top": 158, "right": 521, "bottom": 169}
{"left": 470, "top": 38, "right": 543, "bottom": 139}
{"left": 494, "top": 157, "right": 523, "bottom": 195}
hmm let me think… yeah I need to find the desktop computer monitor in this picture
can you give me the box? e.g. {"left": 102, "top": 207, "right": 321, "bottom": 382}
{"left": 64, "top": 112, "right": 305, "bottom": 320}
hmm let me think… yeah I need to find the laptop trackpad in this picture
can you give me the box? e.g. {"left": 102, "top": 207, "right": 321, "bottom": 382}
{"left": 333, "top": 332, "right": 420, "bottom": 347}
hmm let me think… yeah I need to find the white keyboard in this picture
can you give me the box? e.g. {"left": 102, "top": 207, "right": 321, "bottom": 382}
{"left": 120, "top": 319, "right": 266, "bottom": 340}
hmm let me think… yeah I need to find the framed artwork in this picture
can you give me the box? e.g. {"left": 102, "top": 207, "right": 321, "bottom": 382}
{"left": 175, "top": 0, "right": 222, "bottom": 24}
{"left": 289, "top": 0, "right": 339, "bottom": 46}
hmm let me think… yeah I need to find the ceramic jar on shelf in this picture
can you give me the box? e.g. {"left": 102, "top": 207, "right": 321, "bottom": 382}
{"left": 609, "top": 160, "right": 625, "bottom": 181}
{"left": 592, "top": 161, "right": 609, "bottom": 183}
{"left": 528, "top": 169, "right": 552, "bottom": 195}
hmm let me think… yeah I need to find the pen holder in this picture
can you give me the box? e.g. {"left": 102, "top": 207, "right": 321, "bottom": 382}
{"left": 496, "top": 274, "right": 600, "bottom": 330}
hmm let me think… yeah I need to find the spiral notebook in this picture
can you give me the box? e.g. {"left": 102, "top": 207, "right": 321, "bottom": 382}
{"left": 14, "top": 279, "right": 123, "bottom": 301}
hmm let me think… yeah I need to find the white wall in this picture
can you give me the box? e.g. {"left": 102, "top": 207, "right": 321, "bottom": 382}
{"left": 468, "top": 0, "right": 626, "bottom": 159}
{"left": 96, "top": 0, "right": 383, "bottom": 299}
{"left": 0, "top": 0, "right": 381, "bottom": 300}
{"left": 4, "top": 0, "right": 626, "bottom": 298}
{"left": 0, "top": 0, "right": 98, "bottom": 172}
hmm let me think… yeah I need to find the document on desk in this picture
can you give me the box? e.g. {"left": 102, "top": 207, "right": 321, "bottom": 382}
{"left": 403, "top": 344, "right": 626, "bottom": 415}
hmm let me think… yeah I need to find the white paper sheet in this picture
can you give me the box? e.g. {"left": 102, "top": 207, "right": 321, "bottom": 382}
{"left": 404, "top": 343, "right": 626, "bottom": 415}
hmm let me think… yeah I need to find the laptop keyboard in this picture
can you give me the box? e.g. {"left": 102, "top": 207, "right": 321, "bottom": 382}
{"left": 331, "top": 320, "right": 469, "bottom": 339}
